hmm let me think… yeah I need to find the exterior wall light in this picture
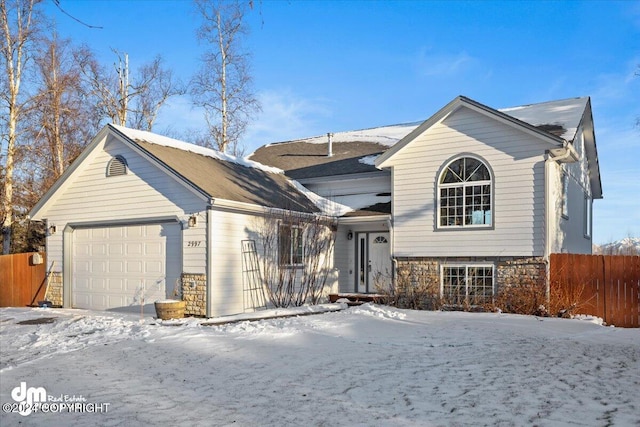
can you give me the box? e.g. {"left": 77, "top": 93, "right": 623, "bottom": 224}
{"left": 188, "top": 215, "right": 197, "bottom": 228}
{"left": 347, "top": 230, "right": 353, "bottom": 240}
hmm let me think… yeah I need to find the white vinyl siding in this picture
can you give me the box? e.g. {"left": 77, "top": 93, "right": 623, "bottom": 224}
{"left": 548, "top": 127, "right": 593, "bottom": 255}
{"left": 302, "top": 173, "right": 391, "bottom": 210}
{"left": 41, "top": 135, "right": 207, "bottom": 274}
{"left": 303, "top": 174, "right": 390, "bottom": 197}
{"left": 387, "top": 106, "right": 547, "bottom": 257}
{"left": 208, "top": 209, "right": 263, "bottom": 316}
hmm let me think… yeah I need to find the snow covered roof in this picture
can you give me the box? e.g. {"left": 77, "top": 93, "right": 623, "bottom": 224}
{"left": 252, "top": 97, "right": 593, "bottom": 181}
{"left": 110, "top": 125, "right": 320, "bottom": 213}
{"left": 111, "top": 124, "right": 283, "bottom": 174}
{"left": 499, "top": 97, "right": 589, "bottom": 142}
{"left": 275, "top": 121, "right": 422, "bottom": 148}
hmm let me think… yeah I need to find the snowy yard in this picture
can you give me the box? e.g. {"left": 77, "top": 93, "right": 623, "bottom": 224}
{"left": 1, "top": 304, "right": 638, "bottom": 426}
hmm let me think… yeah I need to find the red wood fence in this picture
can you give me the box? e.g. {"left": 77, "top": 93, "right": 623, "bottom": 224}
{"left": 549, "top": 254, "right": 640, "bottom": 328}
{"left": 0, "top": 252, "right": 48, "bottom": 307}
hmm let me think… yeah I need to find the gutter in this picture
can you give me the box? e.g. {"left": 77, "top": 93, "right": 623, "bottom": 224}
{"left": 548, "top": 140, "right": 579, "bottom": 163}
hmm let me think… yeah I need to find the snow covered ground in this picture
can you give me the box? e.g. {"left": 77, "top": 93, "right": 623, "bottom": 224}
{"left": 1, "top": 304, "right": 638, "bottom": 426}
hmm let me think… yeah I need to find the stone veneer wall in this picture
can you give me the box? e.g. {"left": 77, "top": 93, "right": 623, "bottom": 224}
{"left": 496, "top": 257, "right": 547, "bottom": 288}
{"left": 181, "top": 273, "right": 207, "bottom": 317}
{"left": 395, "top": 257, "right": 547, "bottom": 292}
{"left": 45, "top": 272, "right": 63, "bottom": 307}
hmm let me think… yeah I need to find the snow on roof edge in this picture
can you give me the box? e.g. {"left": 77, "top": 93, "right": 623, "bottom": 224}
{"left": 289, "top": 180, "right": 354, "bottom": 217}
{"left": 110, "top": 124, "right": 284, "bottom": 175}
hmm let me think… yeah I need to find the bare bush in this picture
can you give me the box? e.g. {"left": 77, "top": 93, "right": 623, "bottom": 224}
{"left": 381, "top": 263, "right": 442, "bottom": 310}
{"left": 488, "top": 278, "right": 548, "bottom": 316}
{"left": 548, "top": 279, "right": 593, "bottom": 318}
{"left": 258, "top": 209, "right": 336, "bottom": 308}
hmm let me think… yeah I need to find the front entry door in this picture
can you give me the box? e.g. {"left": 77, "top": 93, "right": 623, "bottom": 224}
{"left": 356, "top": 232, "right": 391, "bottom": 293}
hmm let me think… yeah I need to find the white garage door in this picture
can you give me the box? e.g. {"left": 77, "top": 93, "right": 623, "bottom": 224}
{"left": 73, "top": 223, "right": 181, "bottom": 312}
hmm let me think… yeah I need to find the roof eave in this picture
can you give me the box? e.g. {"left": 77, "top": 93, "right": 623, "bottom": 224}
{"left": 108, "top": 125, "right": 212, "bottom": 202}
{"left": 376, "top": 95, "right": 566, "bottom": 169}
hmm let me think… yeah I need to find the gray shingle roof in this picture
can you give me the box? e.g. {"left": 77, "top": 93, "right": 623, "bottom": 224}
{"left": 249, "top": 140, "right": 388, "bottom": 180}
{"left": 112, "top": 127, "right": 320, "bottom": 213}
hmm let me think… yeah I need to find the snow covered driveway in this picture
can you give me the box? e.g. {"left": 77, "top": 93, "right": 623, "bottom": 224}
{"left": 1, "top": 305, "right": 638, "bottom": 426}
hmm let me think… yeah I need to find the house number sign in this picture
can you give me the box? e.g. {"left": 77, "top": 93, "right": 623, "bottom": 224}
{"left": 187, "top": 241, "right": 202, "bottom": 247}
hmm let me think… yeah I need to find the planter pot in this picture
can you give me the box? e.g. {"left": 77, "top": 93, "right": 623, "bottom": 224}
{"left": 154, "top": 300, "right": 186, "bottom": 320}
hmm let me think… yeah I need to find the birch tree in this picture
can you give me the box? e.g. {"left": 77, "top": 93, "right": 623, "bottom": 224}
{"left": 25, "top": 33, "right": 97, "bottom": 193}
{"left": 0, "top": 0, "right": 40, "bottom": 254}
{"left": 130, "top": 57, "right": 186, "bottom": 131}
{"left": 77, "top": 49, "right": 182, "bottom": 130}
{"left": 191, "top": 0, "right": 260, "bottom": 154}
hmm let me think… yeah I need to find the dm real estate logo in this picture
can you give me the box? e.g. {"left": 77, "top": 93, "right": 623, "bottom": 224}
{"left": 10, "top": 382, "right": 46, "bottom": 416}
{"left": 5, "top": 382, "right": 110, "bottom": 417}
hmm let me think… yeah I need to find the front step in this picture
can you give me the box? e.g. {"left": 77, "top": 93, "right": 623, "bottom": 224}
{"left": 329, "top": 293, "right": 387, "bottom": 306}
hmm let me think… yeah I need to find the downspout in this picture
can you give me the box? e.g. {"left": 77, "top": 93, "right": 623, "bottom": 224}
{"left": 386, "top": 217, "right": 397, "bottom": 291}
{"left": 205, "top": 202, "right": 214, "bottom": 318}
{"left": 544, "top": 141, "right": 573, "bottom": 309}
{"left": 544, "top": 153, "right": 552, "bottom": 307}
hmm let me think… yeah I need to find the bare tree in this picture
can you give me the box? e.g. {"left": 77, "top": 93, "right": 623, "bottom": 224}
{"left": 77, "top": 48, "right": 182, "bottom": 131}
{"left": 0, "top": 0, "right": 41, "bottom": 254}
{"left": 130, "top": 56, "right": 186, "bottom": 131}
{"left": 25, "top": 33, "right": 97, "bottom": 190}
{"left": 191, "top": 0, "right": 260, "bottom": 154}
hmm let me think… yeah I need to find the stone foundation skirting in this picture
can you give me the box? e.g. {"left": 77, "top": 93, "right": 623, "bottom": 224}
{"left": 394, "top": 256, "right": 547, "bottom": 292}
{"left": 45, "top": 272, "right": 63, "bottom": 307}
{"left": 181, "top": 273, "right": 207, "bottom": 317}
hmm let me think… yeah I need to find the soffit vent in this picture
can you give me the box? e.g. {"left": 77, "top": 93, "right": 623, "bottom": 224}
{"left": 107, "top": 155, "right": 128, "bottom": 177}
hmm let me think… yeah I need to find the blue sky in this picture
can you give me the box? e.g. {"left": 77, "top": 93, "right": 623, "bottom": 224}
{"left": 44, "top": 0, "right": 639, "bottom": 244}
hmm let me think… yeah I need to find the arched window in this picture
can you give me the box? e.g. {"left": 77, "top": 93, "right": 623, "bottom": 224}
{"left": 438, "top": 156, "right": 492, "bottom": 228}
{"left": 107, "top": 155, "right": 128, "bottom": 177}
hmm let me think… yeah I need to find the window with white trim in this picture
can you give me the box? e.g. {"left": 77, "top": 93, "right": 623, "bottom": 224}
{"left": 278, "top": 224, "right": 303, "bottom": 266}
{"left": 438, "top": 157, "right": 492, "bottom": 228}
{"left": 441, "top": 264, "right": 494, "bottom": 306}
{"left": 107, "top": 155, "right": 128, "bottom": 177}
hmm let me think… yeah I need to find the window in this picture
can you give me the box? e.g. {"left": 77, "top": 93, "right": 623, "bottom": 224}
{"left": 584, "top": 194, "right": 592, "bottom": 238}
{"left": 561, "top": 171, "right": 569, "bottom": 218}
{"left": 279, "top": 224, "right": 303, "bottom": 266}
{"left": 438, "top": 157, "right": 492, "bottom": 228}
{"left": 107, "top": 155, "right": 128, "bottom": 177}
{"left": 373, "top": 236, "right": 388, "bottom": 244}
{"left": 442, "top": 265, "right": 494, "bottom": 306}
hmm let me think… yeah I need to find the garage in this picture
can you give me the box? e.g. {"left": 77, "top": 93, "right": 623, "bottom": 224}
{"left": 72, "top": 223, "right": 181, "bottom": 312}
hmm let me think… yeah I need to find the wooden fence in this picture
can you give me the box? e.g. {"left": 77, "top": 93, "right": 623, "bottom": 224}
{"left": 0, "top": 252, "right": 48, "bottom": 307}
{"left": 550, "top": 253, "right": 640, "bottom": 328}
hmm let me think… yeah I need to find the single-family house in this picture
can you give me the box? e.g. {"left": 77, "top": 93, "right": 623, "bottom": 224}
{"left": 30, "top": 95, "right": 601, "bottom": 315}
{"left": 251, "top": 95, "right": 602, "bottom": 304}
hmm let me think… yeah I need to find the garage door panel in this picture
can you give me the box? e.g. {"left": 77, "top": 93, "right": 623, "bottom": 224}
{"left": 127, "top": 242, "right": 143, "bottom": 256}
{"left": 92, "top": 243, "right": 107, "bottom": 256}
{"left": 126, "top": 260, "right": 143, "bottom": 274}
{"left": 108, "top": 260, "right": 124, "bottom": 273}
{"left": 73, "top": 223, "right": 181, "bottom": 312}
{"left": 109, "top": 244, "right": 124, "bottom": 256}
{"left": 145, "top": 261, "right": 163, "bottom": 274}
{"left": 146, "top": 242, "right": 162, "bottom": 256}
